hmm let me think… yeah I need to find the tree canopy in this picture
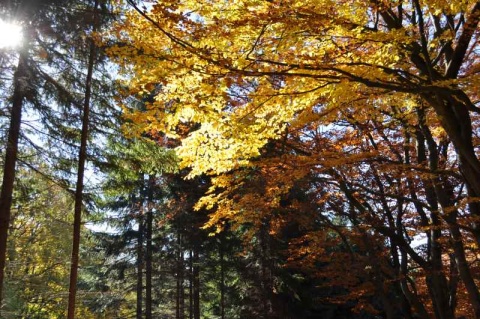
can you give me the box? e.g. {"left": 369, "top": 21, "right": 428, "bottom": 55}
{"left": 108, "top": 1, "right": 480, "bottom": 318}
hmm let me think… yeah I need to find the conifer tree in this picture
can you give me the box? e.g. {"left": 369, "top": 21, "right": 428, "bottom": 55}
{"left": 0, "top": 0, "right": 117, "bottom": 310}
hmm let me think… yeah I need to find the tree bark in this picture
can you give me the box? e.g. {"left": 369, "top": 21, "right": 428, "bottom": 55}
{"left": 145, "top": 175, "right": 154, "bottom": 319}
{"left": 176, "top": 231, "right": 185, "bottom": 319}
{"left": 219, "top": 236, "right": 225, "bottom": 319}
{"left": 193, "top": 242, "right": 200, "bottom": 319}
{"left": 66, "top": 1, "right": 98, "bottom": 317}
{"left": 189, "top": 249, "right": 193, "bottom": 319}
{"left": 0, "top": 50, "right": 28, "bottom": 307}
{"left": 136, "top": 208, "right": 144, "bottom": 319}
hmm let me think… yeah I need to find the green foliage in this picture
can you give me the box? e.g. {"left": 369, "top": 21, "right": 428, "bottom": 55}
{"left": 2, "top": 167, "right": 100, "bottom": 318}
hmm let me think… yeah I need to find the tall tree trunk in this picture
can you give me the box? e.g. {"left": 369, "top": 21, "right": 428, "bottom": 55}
{"left": 180, "top": 247, "right": 185, "bottom": 319}
{"left": 219, "top": 236, "right": 225, "bottom": 319}
{"left": 0, "top": 50, "right": 28, "bottom": 306}
{"left": 417, "top": 109, "right": 456, "bottom": 319}
{"left": 176, "top": 231, "right": 185, "bottom": 319}
{"left": 424, "top": 112, "right": 480, "bottom": 319}
{"left": 145, "top": 175, "right": 154, "bottom": 319}
{"left": 189, "top": 249, "right": 193, "bottom": 319}
{"left": 136, "top": 208, "right": 144, "bottom": 319}
{"left": 399, "top": 249, "right": 430, "bottom": 319}
{"left": 426, "top": 213, "right": 454, "bottom": 319}
{"left": 438, "top": 185, "right": 480, "bottom": 319}
{"left": 423, "top": 95, "right": 480, "bottom": 243}
{"left": 176, "top": 263, "right": 180, "bottom": 319}
{"left": 67, "top": 1, "right": 98, "bottom": 317}
{"left": 193, "top": 242, "right": 200, "bottom": 319}
{"left": 448, "top": 222, "right": 480, "bottom": 318}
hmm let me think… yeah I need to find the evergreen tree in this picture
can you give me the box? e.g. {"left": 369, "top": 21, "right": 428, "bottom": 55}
{"left": 0, "top": 0, "right": 117, "bottom": 311}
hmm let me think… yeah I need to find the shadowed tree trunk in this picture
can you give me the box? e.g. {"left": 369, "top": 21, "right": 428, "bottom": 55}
{"left": 176, "top": 231, "right": 185, "bottom": 319}
{"left": 189, "top": 249, "right": 193, "bottom": 319}
{"left": 219, "top": 235, "right": 225, "bottom": 319}
{"left": 193, "top": 241, "right": 200, "bottom": 319}
{"left": 0, "top": 50, "right": 28, "bottom": 306}
{"left": 145, "top": 175, "right": 154, "bottom": 319}
{"left": 136, "top": 202, "right": 144, "bottom": 319}
{"left": 67, "top": 1, "right": 98, "bottom": 317}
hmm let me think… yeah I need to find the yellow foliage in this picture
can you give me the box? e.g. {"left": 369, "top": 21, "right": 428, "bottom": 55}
{"left": 106, "top": 1, "right": 480, "bottom": 247}
{"left": 107, "top": 0, "right": 480, "bottom": 179}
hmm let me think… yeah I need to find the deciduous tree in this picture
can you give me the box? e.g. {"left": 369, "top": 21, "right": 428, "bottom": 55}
{"left": 109, "top": 1, "right": 480, "bottom": 317}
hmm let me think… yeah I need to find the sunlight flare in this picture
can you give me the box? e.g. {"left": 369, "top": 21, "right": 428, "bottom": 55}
{"left": 0, "top": 20, "right": 23, "bottom": 48}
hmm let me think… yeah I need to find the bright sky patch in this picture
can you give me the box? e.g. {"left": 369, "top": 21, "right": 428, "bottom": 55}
{"left": 0, "top": 20, "right": 23, "bottom": 49}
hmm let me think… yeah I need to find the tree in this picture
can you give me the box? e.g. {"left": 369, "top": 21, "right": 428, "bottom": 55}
{"left": 94, "top": 129, "right": 176, "bottom": 317}
{"left": 0, "top": 0, "right": 61, "bottom": 304}
{"left": 2, "top": 164, "right": 102, "bottom": 319}
{"left": 0, "top": 42, "right": 28, "bottom": 306}
{"left": 0, "top": 0, "right": 118, "bottom": 308}
{"left": 109, "top": 1, "right": 480, "bottom": 317}
{"left": 67, "top": 1, "right": 100, "bottom": 317}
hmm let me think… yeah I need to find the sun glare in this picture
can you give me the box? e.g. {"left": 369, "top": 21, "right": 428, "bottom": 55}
{"left": 0, "top": 20, "right": 23, "bottom": 49}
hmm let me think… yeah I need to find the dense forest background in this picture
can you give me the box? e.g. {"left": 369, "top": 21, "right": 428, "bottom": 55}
{"left": 1, "top": 0, "right": 480, "bottom": 318}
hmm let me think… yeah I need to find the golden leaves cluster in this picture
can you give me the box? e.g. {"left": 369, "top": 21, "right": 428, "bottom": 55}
{"left": 108, "top": 0, "right": 438, "bottom": 173}
{"left": 108, "top": 0, "right": 478, "bottom": 239}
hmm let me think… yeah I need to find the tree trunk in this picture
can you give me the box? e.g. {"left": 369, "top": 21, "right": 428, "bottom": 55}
{"left": 176, "top": 231, "right": 185, "bottom": 319}
{"left": 145, "top": 175, "right": 154, "bottom": 319}
{"left": 189, "top": 249, "right": 193, "bottom": 319}
{"left": 219, "top": 236, "right": 225, "bottom": 319}
{"left": 136, "top": 209, "right": 144, "bottom": 319}
{"left": 417, "top": 109, "right": 455, "bottom": 319}
{"left": 399, "top": 249, "right": 430, "bottom": 319}
{"left": 66, "top": 1, "right": 98, "bottom": 317}
{"left": 427, "top": 130, "right": 480, "bottom": 319}
{"left": 193, "top": 242, "right": 200, "bottom": 319}
{"left": 423, "top": 96, "right": 480, "bottom": 232}
{"left": 445, "top": 215, "right": 480, "bottom": 318}
{"left": 433, "top": 177, "right": 480, "bottom": 318}
{"left": 0, "top": 50, "right": 28, "bottom": 307}
{"left": 426, "top": 214, "right": 454, "bottom": 319}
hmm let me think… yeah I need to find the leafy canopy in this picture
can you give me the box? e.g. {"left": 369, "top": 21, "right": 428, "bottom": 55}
{"left": 110, "top": 0, "right": 480, "bottom": 178}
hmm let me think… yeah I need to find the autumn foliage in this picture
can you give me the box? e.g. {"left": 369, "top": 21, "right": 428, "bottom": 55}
{"left": 108, "top": 0, "right": 480, "bottom": 318}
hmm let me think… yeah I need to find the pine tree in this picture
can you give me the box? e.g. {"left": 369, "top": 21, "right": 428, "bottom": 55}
{"left": 0, "top": 0, "right": 118, "bottom": 311}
